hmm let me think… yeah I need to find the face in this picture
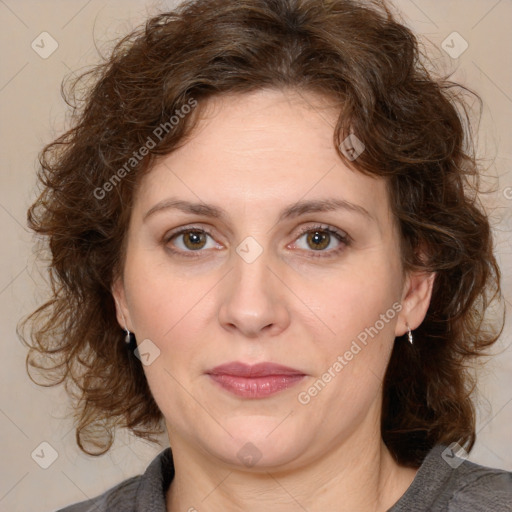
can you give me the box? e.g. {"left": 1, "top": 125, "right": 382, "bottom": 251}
{"left": 113, "top": 88, "right": 428, "bottom": 471}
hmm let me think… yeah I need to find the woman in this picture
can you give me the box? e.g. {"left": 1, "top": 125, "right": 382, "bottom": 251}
{"left": 20, "top": 0, "right": 512, "bottom": 510}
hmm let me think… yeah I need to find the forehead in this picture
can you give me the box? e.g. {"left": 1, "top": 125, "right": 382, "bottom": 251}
{"left": 134, "top": 89, "right": 393, "bottom": 228}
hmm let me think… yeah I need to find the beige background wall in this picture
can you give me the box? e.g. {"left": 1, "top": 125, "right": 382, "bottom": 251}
{"left": 1, "top": 1, "right": 511, "bottom": 510}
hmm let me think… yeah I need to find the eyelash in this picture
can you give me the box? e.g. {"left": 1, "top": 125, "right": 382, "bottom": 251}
{"left": 164, "top": 223, "right": 351, "bottom": 259}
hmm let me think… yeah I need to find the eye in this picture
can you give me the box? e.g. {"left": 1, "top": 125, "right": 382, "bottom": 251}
{"left": 290, "top": 224, "right": 350, "bottom": 257}
{"left": 164, "top": 224, "right": 350, "bottom": 259}
{"left": 164, "top": 226, "right": 219, "bottom": 258}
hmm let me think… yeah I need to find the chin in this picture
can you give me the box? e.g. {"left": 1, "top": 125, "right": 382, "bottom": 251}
{"left": 199, "top": 415, "right": 310, "bottom": 470}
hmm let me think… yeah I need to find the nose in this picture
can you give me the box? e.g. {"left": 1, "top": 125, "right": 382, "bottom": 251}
{"left": 218, "top": 245, "right": 291, "bottom": 339}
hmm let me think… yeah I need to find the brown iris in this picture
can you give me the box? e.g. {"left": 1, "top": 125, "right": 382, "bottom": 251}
{"left": 182, "top": 231, "right": 208, "bottom": 250}
{"left": 306, "top": 230, "right": 330, "bottom": 251}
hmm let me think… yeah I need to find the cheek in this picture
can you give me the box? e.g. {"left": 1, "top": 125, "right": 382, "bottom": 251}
{"left": 321, "top": 262, "right": 400, "bottom": 338}
{"left": 304, "top": 273, "right": 398, "bottom": 419}
{"left": 307, "top": 258, "right": 401, "bottom": 400}
{"left": 123, "top": 255, "right": 211, "bottom": 416}
{"left": 123, "top": 248, "right": 210, "bottom": 340}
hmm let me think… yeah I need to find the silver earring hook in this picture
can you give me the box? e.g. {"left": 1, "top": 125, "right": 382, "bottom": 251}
{"left": 406, "top": 323, "right": 413, "bottom": 345}
{"left": 114, "top": 297, "right": 133, "bottom": 345}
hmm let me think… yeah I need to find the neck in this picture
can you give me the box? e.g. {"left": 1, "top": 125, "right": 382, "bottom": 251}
{"left": 165, "top": 427, "right": 418, "bottom": 512}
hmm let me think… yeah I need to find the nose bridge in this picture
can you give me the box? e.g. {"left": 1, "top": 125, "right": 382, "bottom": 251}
{"left": 235, "top": 240, "right": 270, "bottom": 290}
{"left": 218, "top": 235, "right": 289, "bottom": 336}
{"left": 231, "top": 235, "right": 275, "bottom": 308}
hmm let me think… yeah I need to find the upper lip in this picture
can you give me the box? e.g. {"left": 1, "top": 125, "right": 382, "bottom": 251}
{"left": 207, "top": 362, "right": 305, "bottom": 377}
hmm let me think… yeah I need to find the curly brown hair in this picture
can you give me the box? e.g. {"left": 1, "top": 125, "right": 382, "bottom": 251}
{"left": 19, "top": 0, "right": 504, "bottom": 466}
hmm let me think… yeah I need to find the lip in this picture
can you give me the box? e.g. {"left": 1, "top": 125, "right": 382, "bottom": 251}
{"left": 208, "top": 361, "right": 304, "bottom": 377}
{"left": 206, "top": 362, "right": 306, "bottom": 399}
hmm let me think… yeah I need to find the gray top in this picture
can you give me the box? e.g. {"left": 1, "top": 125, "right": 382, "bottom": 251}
{"left": 55, "top": 444, "right": 512, "bottom": 511}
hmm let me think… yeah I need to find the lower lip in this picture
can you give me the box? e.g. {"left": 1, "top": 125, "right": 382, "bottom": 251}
{"left": 208, "top": 374, "right": 305, "bottom": 398}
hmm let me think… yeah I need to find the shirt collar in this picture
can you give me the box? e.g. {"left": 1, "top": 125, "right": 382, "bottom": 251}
{"left": 135, "top": 447, "right": 174, "bottom": 512}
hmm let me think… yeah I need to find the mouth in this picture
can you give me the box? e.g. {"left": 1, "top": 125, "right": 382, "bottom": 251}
{"left": 206, "top": 361, "right": 306, "bottom": 399}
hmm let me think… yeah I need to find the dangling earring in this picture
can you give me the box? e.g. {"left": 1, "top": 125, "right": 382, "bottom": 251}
{"left": 406, "top": 323, "right": 414, "bottom": 345}
{"left": 124, "top": 327, "right": 136, "bottom": 346}
{"left": 114, "top": 297, "right": 134, "bottom": 346}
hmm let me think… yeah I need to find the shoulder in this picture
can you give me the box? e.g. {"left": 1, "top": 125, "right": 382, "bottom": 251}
{"left": 53, "top": 447, "right": 174, "bottom": 512}
{"left": 444, "top": 455, "right": 512, "bottom": 512}
{"left": 54, "top": 474, "right": 142, "bottom": 512}
{"left": 389, "top": 444, "right": 512, "bottom": 512}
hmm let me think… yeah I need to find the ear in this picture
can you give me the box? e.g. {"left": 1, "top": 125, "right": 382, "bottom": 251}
{"left": 111, "top": 276, "right": 134, "bottom": 332}
{"left": 395, "top": 270, "right": 436, "bottom": 337}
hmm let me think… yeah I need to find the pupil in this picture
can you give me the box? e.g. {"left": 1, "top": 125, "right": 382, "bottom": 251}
{"left": 309, "top": 230, "right": 328, "bottom": 250}
{"left": 186, "top": 231, "right": 205, "bottom": 249}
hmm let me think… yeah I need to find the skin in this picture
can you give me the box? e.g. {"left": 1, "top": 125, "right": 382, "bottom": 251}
{"left": 112, "top": 88, "right": 435, "bottom": 511}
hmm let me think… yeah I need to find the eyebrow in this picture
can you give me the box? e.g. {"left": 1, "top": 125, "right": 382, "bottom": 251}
{"left": 143, "top": 197, "right": 373, "bottom": 223}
